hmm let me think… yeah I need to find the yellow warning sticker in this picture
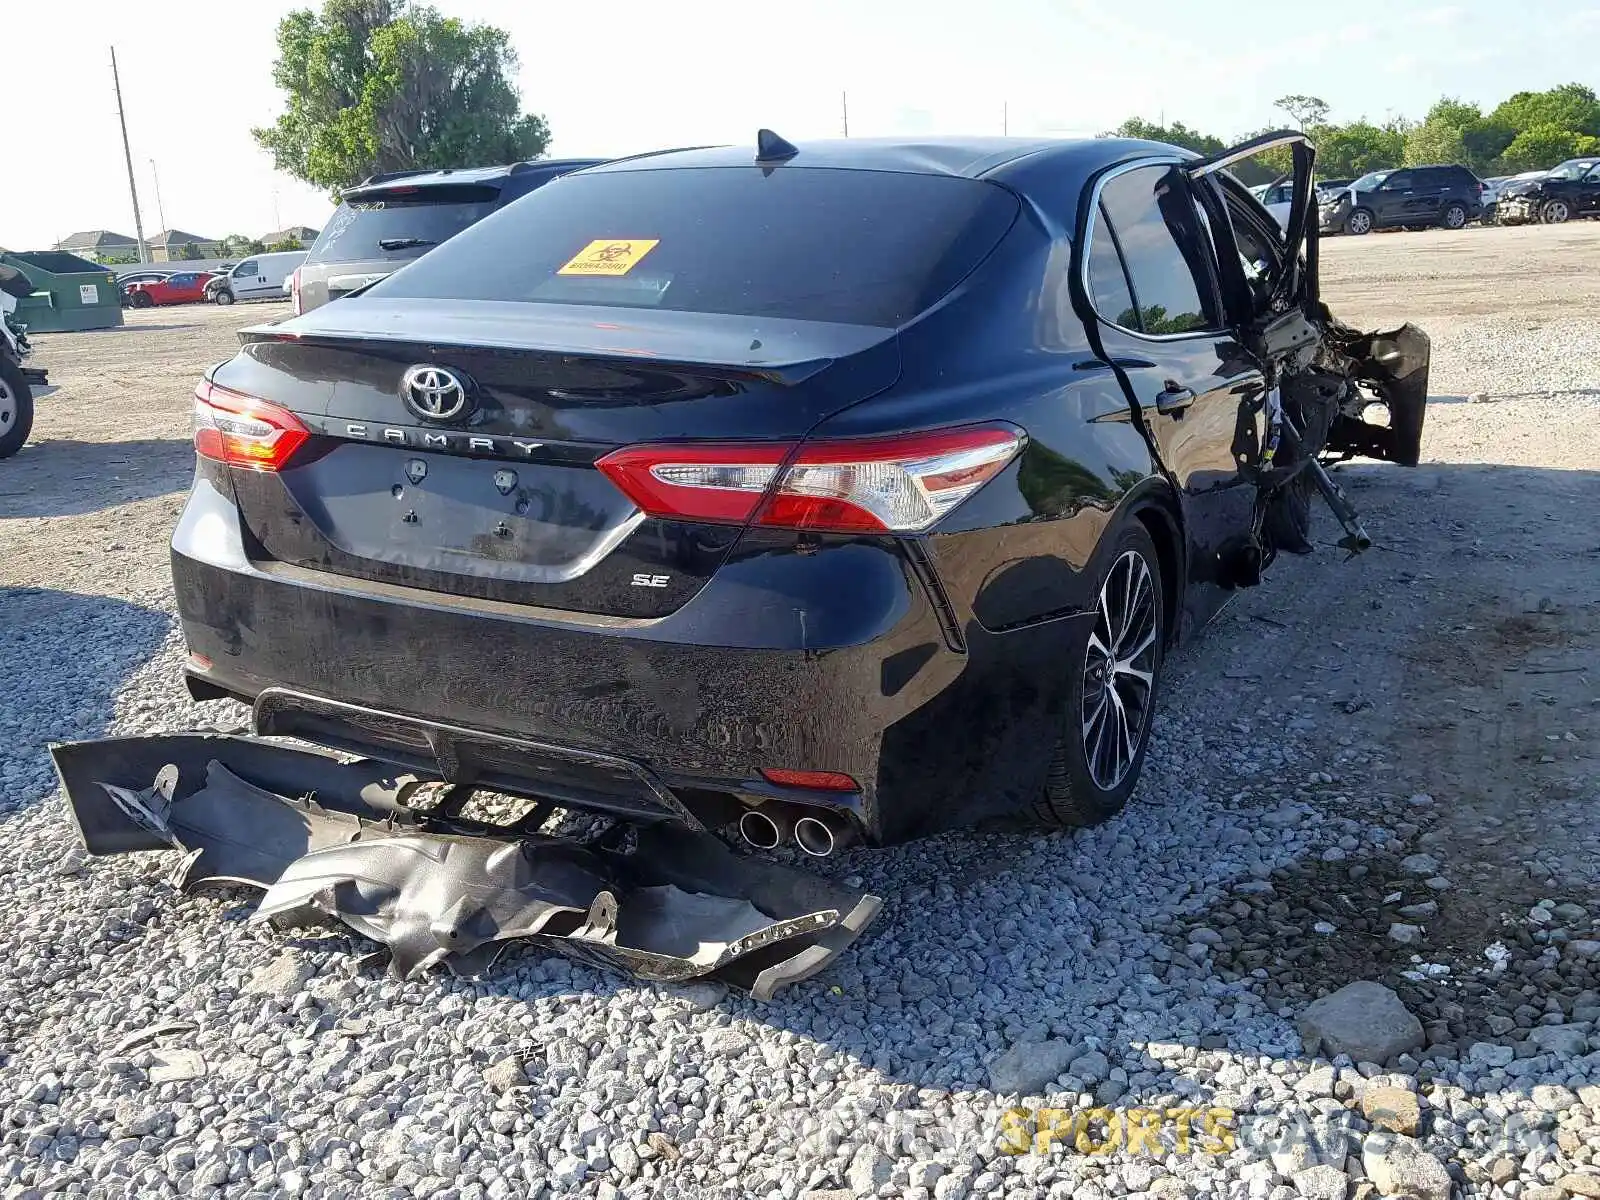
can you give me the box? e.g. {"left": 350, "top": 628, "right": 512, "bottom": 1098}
{"left": 557, "top": 239, "right": 660, "bottom": 276}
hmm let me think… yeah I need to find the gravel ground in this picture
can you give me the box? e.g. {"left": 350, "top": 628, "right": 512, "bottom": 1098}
{"left": 2, "top": 223, "right": 1598, "bottom": 1200}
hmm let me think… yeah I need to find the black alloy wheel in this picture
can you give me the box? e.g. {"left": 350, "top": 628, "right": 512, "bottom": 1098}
{"left": 1035, "top": 522, "right": 1165, "bottom": 829}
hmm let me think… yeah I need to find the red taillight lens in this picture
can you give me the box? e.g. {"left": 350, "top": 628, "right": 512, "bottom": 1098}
{"left": 290, "top": 267, "right": 303, "bottom": 316}
{"left": 192, "top": 380, "right": 310, "bottom": 472}
{"left": 760, "top": 768, "right": 860, "bottom": 792}
{"left": 594, "top": 443, "right": 788, "bottom": 525}
{"left": 595, "top": 424, "right": 1023, "bottom": 534}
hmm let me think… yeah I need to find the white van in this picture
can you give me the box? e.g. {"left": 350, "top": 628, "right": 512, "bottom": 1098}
{"left": 210, "top": 251, "right": 307, "bottom": 305}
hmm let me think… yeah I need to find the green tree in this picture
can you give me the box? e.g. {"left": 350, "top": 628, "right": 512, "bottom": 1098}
{"left": 1404, "top": 120, "right": 1468, "bottom": 167}
{"left": 224, "top": 236, "right": 268, "bottom": 256}
{"left": 253, "top": 0, "right": 551, "bottom": 194}
{"left": 1314, "top": 120, "right": 1408, "bottom": 178}
{"left": 265, "top": 238, "right": 305, "bottom": 252}
{"left": 1107, "top": 117, "right": 1225, "bottom": 156}
{"left": 1490, "top": 84, "right": 1600, "bottom": 139}
{"left": 179, "top": 243, "right": 202, "bottom": 260}
{"left": 1498, "top": 124, "right": 1589, "bottom": 172}
{"left": 1274, "top": 94, "right": 1330, "bottom": 131}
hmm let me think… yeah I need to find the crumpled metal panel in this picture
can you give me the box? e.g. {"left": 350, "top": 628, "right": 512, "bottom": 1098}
{"left": 254, "top": 835, "right": 609, "bottom": 979}
{"left": 49, "top": 735, "right": 880, "bottom": 999}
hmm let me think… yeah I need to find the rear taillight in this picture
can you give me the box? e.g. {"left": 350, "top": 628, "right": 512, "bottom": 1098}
{"left": 596, "top": 424, "right": 1023, "bottom": 534}
{"left": 289, "top": 267, "right": 303, "bottom": 315}
{"left": 192, "top": 380, "right": 310, "bottom": 472}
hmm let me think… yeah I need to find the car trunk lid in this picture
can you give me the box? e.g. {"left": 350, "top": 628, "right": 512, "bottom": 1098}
{"left": 210, "top": 299, "right": 901, "bottom": 618}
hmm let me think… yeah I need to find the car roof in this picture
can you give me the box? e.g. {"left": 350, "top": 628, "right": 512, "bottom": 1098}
{"left": 350, "top": 159, "right": 610, "bottom": 193}
{"left": 579, "top": 136, "right": 1183, "bottom": 184}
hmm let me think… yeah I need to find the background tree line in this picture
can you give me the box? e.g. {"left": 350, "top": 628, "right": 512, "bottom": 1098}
{"left": 1109, "top": 84, "right": 1600, "bottom": 183}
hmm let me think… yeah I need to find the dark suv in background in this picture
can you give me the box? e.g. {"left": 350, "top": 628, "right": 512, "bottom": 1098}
{"left": 1320, "top": 164, "right": 1484, "bottom": 234}
{"left": 293, "top": 159, "right": 608, "bottom": 314}
{"left": 1496, "top": 157, "right": 1600, "bottom": 225}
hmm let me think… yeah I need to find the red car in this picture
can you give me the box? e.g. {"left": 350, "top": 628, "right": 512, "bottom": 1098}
{"left": 123, "top": 271, "right": 217, "bottom": 308}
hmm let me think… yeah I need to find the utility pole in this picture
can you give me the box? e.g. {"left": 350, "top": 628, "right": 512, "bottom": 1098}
{"left": 1003, "top": 102, "right": 1008, "bottom": 136}
{"left": 841, "top": 91, "right": 849, "bottom": 138}
{"left": 111, "top": 47, "right": 148, "bottom": 264}
{"left": 149, "top": 159, "right": 167, "bottom": 235}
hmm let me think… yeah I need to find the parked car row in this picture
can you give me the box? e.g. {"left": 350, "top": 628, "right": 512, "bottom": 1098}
{"left": 1313, "top": 157, "right": 1600, "bottom": 235}
{"left": 116, "top": 253, "right": 307, "bottom": 308}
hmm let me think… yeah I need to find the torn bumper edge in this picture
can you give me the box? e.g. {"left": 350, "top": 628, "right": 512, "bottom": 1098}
{"left": 1327, "top": 321, "right": 1432, "bottom": 467}
{"left": 49, "top": 733, "right": 882, "bottom": 1001}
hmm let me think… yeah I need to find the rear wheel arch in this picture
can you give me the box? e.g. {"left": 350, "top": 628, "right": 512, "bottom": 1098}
{"left": 1119, "top": 486, "right": 1184, "bottom": 650}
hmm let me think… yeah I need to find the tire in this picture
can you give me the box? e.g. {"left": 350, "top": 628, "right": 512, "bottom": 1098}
{"left": 130, "top": 290, "right": 154, "bottom": 309}
{"left": 1541, "top": 199, "right": 1571, "bottom": 224}
{"left": 1440, "top": 203, "right": 1467, "bottom": 230}
{"left": 1346, "top": 207, "right": 1375, "bottom": 235}
{"left": 1034, "top": 521, "right": 1165, "bottom": 829}
{"left": 213, "top": 288, "right": 234, "bottom": 306}
{"left": 0, "top": 355, "right": 35, "bottom": 460}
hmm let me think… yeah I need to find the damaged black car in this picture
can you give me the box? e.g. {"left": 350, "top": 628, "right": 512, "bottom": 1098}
{"left": 57, "top": 130, "right": 1430, "bottom": 995}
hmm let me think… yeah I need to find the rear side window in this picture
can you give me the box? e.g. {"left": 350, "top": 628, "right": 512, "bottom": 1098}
{"left": 373, "top": 167, "right": 1021, "bottom": 328}
{"left": 1095, "top": 165, "right": 1218, "bottom": 335}
{"left": 1085, "top": 208, "right": 1137, "bottom": 328}
{"left": 307, "top": 185, "right": 501, "bottom": 266}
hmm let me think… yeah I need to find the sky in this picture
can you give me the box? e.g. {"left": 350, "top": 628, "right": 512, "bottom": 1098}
{"left": 8, "top": 0, "right": 1598, "bottom": 252}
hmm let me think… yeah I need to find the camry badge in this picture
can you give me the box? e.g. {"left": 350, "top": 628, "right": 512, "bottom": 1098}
{"left": 400, "top": 364, "right": 472, "bottom": 422}
{"left": 405, "top": 459, "right": 427, "bottom": 484}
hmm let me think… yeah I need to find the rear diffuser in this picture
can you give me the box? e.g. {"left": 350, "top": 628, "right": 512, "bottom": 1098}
{"left": 49, "top": 734, "right": 881, "bottom": 1000}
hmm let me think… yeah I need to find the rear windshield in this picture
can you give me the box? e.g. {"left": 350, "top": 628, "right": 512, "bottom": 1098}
{"left": 306, "top": 185, "right": 501, "bottom": 266}
{"left": 372, "top": 167, "right": 1020, "bottom": 327}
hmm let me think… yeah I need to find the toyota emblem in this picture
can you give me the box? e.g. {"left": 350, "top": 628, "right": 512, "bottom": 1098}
{"left": 400, "top": 364, "right": 472, "bottom": 422}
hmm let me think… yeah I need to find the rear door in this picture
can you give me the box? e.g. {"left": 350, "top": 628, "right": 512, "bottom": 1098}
{"left": 1408, "top": 168, "right": 1448, "bottom": 223}
{"left": 1083, "top": 161, "right": 1265, "bottom": 600}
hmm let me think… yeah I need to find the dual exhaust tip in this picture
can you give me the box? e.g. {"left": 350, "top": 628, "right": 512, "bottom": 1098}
{"left": 738, "top": 806, "right": 854, "bottom": 858}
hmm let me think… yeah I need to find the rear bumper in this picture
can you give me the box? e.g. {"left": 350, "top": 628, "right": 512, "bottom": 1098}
{"left": 172, "top": 477, "right": 1081, "bottom": 844}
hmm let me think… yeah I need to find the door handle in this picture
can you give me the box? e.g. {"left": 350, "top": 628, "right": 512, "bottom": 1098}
{"left": 1156, "top": 384, "right": 1196, "bottom": 414}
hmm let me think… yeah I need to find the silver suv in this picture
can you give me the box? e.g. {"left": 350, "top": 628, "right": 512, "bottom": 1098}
{"left": 295, "top": 159, "right": 607, "bottom": 314}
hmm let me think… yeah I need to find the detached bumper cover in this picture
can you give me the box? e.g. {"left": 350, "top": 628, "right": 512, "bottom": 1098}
{"left": 51, "top": 733, "right": 881, "bottom": 1000}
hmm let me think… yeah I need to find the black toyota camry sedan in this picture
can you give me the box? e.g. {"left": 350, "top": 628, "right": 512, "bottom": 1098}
{"left": 173, "top": 132, "right": 1428, "bottom": 851}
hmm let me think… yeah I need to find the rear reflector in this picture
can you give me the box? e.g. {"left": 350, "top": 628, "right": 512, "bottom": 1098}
{"left": 596, "top": 424, "right": 1023, "bottom": 534}
{"left": 192, "top": 380, "right": 310, "bottom": 472}
{"left": 760, "top": 768, "right": 860, "bottom": 792}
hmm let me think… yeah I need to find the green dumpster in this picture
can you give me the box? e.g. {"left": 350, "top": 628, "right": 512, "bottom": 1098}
{"left": 0, "top": 251, "right": 124, "bottom": 332}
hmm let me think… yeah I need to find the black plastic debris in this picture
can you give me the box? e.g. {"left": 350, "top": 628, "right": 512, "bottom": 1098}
{"left": 50, "top": 734, "right": 880, "bottom": 1000}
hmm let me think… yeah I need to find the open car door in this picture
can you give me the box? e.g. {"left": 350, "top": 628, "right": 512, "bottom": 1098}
{"left": 1184, "top": 130, "right": 1431, "bottom": 470}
